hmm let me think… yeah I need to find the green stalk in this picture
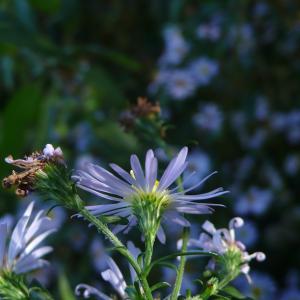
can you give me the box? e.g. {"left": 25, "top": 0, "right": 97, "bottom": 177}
{"left": 144, "top": 233, "right": 155, "bottom": 268}
{"left": 170, "top": 227, "right": 189, "bottom": 300}
{"left": 79, "top": 207, "right": 154, "bottom": 300}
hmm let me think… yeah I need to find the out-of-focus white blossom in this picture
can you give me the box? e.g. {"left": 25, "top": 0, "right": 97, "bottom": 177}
{"left": 0, "top": 202, "right": 56, "bottom": 275}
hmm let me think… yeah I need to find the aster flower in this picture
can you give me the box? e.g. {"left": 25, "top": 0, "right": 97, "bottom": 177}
{"left": 234, "top": 271, "right": 276, "bottom": 300}
{"left": 234, "top": 187, "right": 272, "bottom": 216}
{"left": 188, "top": 58, "right": 219, "bottom": 86}
{"left": 76, "top": 241, "right": 140, "bottom": 300}
{"left": 279, "top": 288, "right": 300, "bottom": 300}
{"left": 193, "top": 103, "right": 223, "bottom": 133}
{"left": 0, "top": 201, "right": 56, "bottom": 275}
{"left": 166, "top": 70, "right": 197, "bottom": 100}
{"left": 183, "top": 150, "right": 211, "bottom": 189}
{"left": 235, "top": 220, "right": 258, "bottom": 247}
{"left": 186, "top": 217, "right": 265, "bottom": 282}
{"left": 159, "top": 25, "right": 190, "bottom": 66}
{"left": 73, "top": 147, "right": 227, "bottom": 243}
{"left": 196, "top": 23, "right": 221, "bottom": 41}
{"left": 75, "top": 255, "right": 127, "bottom": 300}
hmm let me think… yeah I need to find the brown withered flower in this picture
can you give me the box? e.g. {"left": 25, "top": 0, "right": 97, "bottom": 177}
{"left": 2, "top": 144, "right": 64, "bottom": 197}
{"left": 131, "top": 97, "right": 160, "bottom": 118}
{"left": 120, "top": 97, "right": 161, "bottom": 130}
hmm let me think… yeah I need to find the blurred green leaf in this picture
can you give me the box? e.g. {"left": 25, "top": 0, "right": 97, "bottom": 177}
{"left": 29, "top": 0, "right": 61, "bottom": 14}
{"left": 58, "top": 272, "right": 76, "bottom": 300}
{"left": 13, "top": 0, "right": 37, "bottom": 33}
{"left": 0, "top": 84, "right": 42, "bottom": 177}
{"left": 1, "top": 56, "right": 14, "bottom": 89}
{"left": 222, "top": 286, "right": 246, "bottom": 299}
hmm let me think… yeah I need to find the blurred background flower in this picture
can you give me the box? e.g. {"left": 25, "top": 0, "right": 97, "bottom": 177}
{"left": 1, "top": 0, "right": 300, "bottom": 298}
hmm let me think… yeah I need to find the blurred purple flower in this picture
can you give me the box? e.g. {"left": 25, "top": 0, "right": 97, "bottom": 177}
{"left": 193, "top": 103, "right": 223, "bottom": 133}
{"left": 159, "top": 25, "right": 190, "bottom": 66}
{"left": 183, "top": 150, "right": 211, "bottom": 189}
{"left": 236, "top": 220, "right": 258, "bottom": 247}
{"left": 234, "top": 187, "right": 273, "bottom": 216}
{"left": 228, "top": 24, "right": 255, "bottom": 56}
{"left": 255, "top": 96, "right": 270, "bottom": 121}
{"left": 188, "top": 57, "right": 219, "bottom": 86}
{"left": 0, "top": 202, "right": 56, "bottom": 274}
{"left": 234, "top": 271, "right": 277, "bottom": 300}
{"left": 166, "top": 69, "right": 197, "bottom": 100}
{"left": 279, "top": 288, "right": 300, "bottom": 300}
{"left": 196, "top": 23, "right": 221, "bottom": 41}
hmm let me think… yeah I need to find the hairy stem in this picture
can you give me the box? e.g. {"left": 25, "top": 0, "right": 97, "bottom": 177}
{"left": 79, "top": 207, "right": 153, "bottom": 300}
{"left": 170, "top": 227, "right": 190, "bottom": 300}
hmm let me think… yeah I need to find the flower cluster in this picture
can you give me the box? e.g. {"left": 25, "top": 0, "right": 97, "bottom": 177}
{"left": 1, "top": 144, "right": 267, "bottom": 300}
{"left": 149, "top": 25, "right": 219, "bottom": 101}
{"left": 186, "top": 217, "right": 265, "bottom": 282}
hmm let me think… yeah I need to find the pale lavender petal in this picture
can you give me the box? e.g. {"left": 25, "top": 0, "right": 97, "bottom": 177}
{"left": 130, "top": 154, "right": 146, "bottom": 188}
{"left": 164, "top": 211, "right": 190, "bottom": 227}
{"left": 145, "top": 150, "right": 158, "bottom": 191}
{"left": 24, "top": 210, "right": 46, "bottom": 243}
{"left": 202, "top": 221, "right": 216, "bottom": 234}
{"left": 176, "top": 171, "right": 218, "bottom": 194}
{"left": 110, "top": 163, "right": 135, "bottom": 185}
{"left": 8, "top": 216, "right": 29, "bottom": 266}
{"left": 159, "top": 161, "right": 188, "bottom": 191}
{"left": 0, "top": 223, "right": 7, "bottom": 268}
{"left": 102, "top": 257, "right": 126, "bottom": 297}
{"left": 174, "top": 189, "right": 229, "bottom": 201}
{"left": 14, "top": 259, "right": 49, "bottom": 274}
{"left": 23, "top": 229, "right": 56, "bottom": 255}
{"left": 75, "top": 284, "right": 112, "bottom": 300}
{"left": 85, "top": 203, "right": 130, "bottom": 216}
{"left": 127, "top": 241, "right": 141, "bottom": 282}
{"left": 158, "top": 147, "right": 188, "bottom": 191}
{"left": 88, "top": 164, "right": 134, "bottom": 195}
{"left": 175, "top": 205, "right": 214, "bottom": 214}
{"left": 77, "top": 184, "right": 123, "bottom": 201}
{"left": 15, "top": 246, "right": 53, "bottom": 273}
{"left": 157, "top": 225, "right": 166, "bottom": 244}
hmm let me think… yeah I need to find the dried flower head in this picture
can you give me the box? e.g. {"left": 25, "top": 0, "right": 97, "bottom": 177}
{"left": 120, "top": 97, "right": 160, "bottom": 130}
{"left": 2, "top": 144, "right": 64, "bottom": 197}
{"left": 132, "top": 97, "right": 160, "bottom": 118}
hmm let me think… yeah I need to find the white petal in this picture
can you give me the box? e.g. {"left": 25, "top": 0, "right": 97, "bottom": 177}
{"left": 202, "top": 220, "right": 216, "bottom": 234}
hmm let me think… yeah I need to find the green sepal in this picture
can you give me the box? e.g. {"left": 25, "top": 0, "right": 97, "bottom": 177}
{"left": 125, "top": 282, "right": 144, "bottom": 300}
{"left": 150, "top": 281, "right": 171, "bottom": 292}
{"left": 0, "top": 271, "right": 30, "bottom": 300}
{"left": 28, "top": 279, "right": 54, "bottom": 300}
{"left": 137, "top": 253, "right": 144, "bottom": 266}
{"left": 98, "top": 215, "right": 129, "bottom": 225}
{"left": 214, "top": 295, "right": 231, "bottom": 300}
{"left": 222, "top": 285, "right": 246, "bottom": 299}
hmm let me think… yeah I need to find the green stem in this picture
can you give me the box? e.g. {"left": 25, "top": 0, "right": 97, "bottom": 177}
{"left": 144, "top": 233, "right": 155, "bottom": 268}
{"left": 170, "top": 227, "right": 189, "bottom": 300}
{"left": 79, "top": 207, "right": 153, "bottom": 300}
